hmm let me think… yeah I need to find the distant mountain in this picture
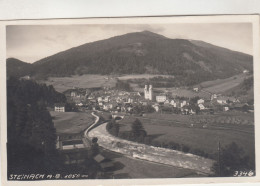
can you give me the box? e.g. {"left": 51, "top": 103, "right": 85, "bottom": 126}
{"left": 7, "top": 58, "right": 33, "bottom": 78}
{"left": 7, "top": 31, "right": 253, "bottom": 85}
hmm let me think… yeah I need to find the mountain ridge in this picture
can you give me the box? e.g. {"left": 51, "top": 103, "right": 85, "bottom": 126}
{"left": 7, "top": 31, "right": 253, "bottom": 86}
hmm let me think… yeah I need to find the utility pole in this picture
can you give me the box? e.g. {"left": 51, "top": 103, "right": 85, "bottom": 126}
{"left": 218, "top": 141, "right": 221, "bottom": 176}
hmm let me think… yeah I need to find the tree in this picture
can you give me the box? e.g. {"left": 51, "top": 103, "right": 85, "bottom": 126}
{"left": 115, "top": 80, "right": 132, "bottom": 91}
{"left": 190, "top": 96, "right": 200, "bottom": 105}
{"left": 212, "top": 142, "right": 254, "bottom": 177}
{"left": 7, "top": 77, "right": 60, "bottom": 175}
{"left": 131, "top": 119, "right": 147, "bottom": 140}
{"left": 90, "top": 137, "right": 99, "bottom": 157}
{"left": 107, "top": 119, "right": 119, "bottom": 137}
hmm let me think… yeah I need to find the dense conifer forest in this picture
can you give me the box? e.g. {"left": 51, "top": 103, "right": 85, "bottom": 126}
{"left": 7, "top": 77, "right": 66, "bottom": 175}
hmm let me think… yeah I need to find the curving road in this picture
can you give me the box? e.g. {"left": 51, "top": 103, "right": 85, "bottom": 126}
{"left": 86, "top": 112, "right": 214, "bottom": 174}
{"left": 85, "top": 112, "right": 100, "bottom": 135}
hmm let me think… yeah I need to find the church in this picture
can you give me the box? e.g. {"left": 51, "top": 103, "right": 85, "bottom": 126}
{"left": 144, "top": 85, "right": 153, "bottom": 101}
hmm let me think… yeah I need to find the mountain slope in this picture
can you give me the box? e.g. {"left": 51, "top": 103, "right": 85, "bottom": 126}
{"left": 190, "top": 40, "right": 253, "bottom": 71}
{"left": 7, "top": 31, "right": 253, "bottom": 85}
{"left": 223, "top": 75, "right": 254, "bottom": 102}
{"left": 6, "top": 58, "right": 33, "bottom": 78}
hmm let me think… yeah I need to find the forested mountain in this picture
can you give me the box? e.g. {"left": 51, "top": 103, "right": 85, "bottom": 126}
{"left": 7, "top": 58, "right": 33, "bottom": 78}
{"left": 7, "top": 78, "right": 66, "bottom": 175}
{"left": 7, "top": 31, "right": 253, "bottom": 85}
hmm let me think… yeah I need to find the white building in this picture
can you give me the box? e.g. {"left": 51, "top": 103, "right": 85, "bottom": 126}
{"left": 76, "top": 102, "right": 83, "bottom": 107}
{"left": 127, "top": 106, "right": 133, "bottom": 112}
{"left": 197, "top": 99, "right": 205, "bottom": 104}
{"left": 54, "top": 103, "right": 66, "bottom": 112}
{"left": 97, "top": 97, "right": 103, "bottom": 102}
{"left": 144, "top": 85, "right": 153, "bottom": 100}
{"left": 190, "top": 109, "right": 196, "bottom": 115}
{"left": 104, "top": 96, "right": 110, "bottom": 102}
{"left": 152, "top": 105, "right": 160, "bottom": 112}
{"left": 103, "top": 104, "right": 113, "bottom": 111}
{"left": 211, "top": 94, "right": 218, "bottom": 100}
{"left": 20, "top": 75, "right": 31, "bottom": 80}
{"left": 198, "top": 103, "right": 205, "bottom": 110}
{"left": 164, "top": 99, "right": 170, "bottom": 104}
{"left": 127, "top": 98, "right": 134, "bottom": 103}
{"left": 224, "top": 106, "right": 229, "bottom": 111}
{"left": 71, "top": 91, "right": 77, "bottom": 97}
{"left": 180, "top": 100, "right": 187, "bottom": 108}
{"left": 170, "top": 100, "right": 178, "bottom": 107}
{"left": 193, "top": 87, "right": 199, "bottom": 92}
{"left": 217, "top": 97, "right": 228, "bottom": 104}
{"left": 156, "top": 95, "right": 167, "bottom": 103}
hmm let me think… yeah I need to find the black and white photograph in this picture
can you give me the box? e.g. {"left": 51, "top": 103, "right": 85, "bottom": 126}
{"left": 1, "top": 15, "right": 259, "bottom": 185}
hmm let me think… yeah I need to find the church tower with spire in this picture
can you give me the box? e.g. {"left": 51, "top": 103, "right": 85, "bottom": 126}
{"left": 144, "top": 84, "right": 153, "bottom": 100}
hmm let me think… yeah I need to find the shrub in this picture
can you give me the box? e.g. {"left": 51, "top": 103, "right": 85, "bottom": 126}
{"left": 151, "top": 140, "right": 161, "bottom": 147}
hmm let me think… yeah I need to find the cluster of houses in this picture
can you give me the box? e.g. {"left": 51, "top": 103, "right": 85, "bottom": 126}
{"left": 54, "top": 85, "right": 251, "bottom": 115}
{"left": 92, "top": 90, "right": 142, "bottom": 113}
{"left": 151, "top": 92, "right": 242, "bottom": 114}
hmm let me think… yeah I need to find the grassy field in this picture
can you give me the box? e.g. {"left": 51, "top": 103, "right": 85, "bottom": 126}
{"left": 118, "top": 74, "right": 174, "bottom": 80}
{"left": 50, "top": 111, "right": 94, "bottom": 134}
{"left": 200, "top": 73, "right": 247, "bottom": 93}
{"left": 42, "top": 74, "right": 117, "bottom": 92}
{"left": 118, "top": 112, "right": 255, "bottom": 159}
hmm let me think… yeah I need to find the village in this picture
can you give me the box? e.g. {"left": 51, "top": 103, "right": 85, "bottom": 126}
{"left": 54, "top": 83, "right": 253, "bottom": 116}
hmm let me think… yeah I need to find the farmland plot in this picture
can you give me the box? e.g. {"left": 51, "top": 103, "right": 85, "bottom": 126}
{"left": 51, "top": 111, "right": 94, "bottom": 134}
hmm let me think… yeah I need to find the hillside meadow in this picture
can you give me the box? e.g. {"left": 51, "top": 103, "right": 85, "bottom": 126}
{"left": 200, "top": 73, "right": 247, "bottom": 93}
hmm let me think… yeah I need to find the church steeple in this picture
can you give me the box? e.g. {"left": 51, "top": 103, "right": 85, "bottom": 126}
{"left": 144, "top": 84, "right": 153, "bottom": 101}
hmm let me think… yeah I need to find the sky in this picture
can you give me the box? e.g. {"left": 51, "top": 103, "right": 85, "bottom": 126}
{"left": 6, "top": 23, "right": 252, "bottom": 63}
